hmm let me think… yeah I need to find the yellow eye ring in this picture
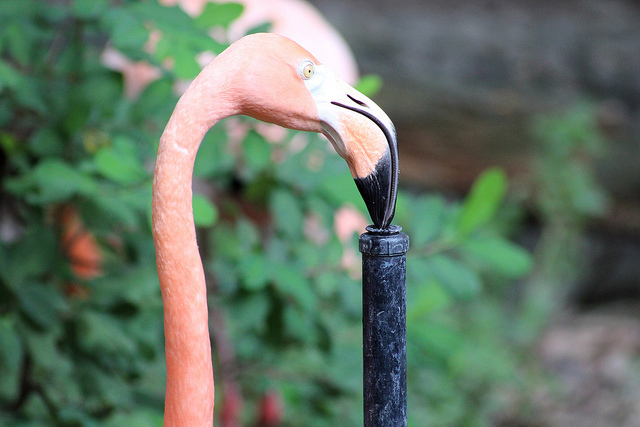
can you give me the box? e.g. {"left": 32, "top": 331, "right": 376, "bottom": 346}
{"left": 302, "top": 63, "right": 314, "bottom": 79}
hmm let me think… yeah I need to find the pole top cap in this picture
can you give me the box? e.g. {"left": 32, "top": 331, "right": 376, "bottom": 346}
{"left": 359, "top": 225, "right": 409, "bottom": 256}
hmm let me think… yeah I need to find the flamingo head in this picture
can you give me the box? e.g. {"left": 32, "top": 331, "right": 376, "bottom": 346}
{"left": 213, "top": 33, "right": 398, "bottom": 229}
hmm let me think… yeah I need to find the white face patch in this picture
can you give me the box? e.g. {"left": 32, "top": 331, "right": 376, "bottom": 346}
{"left": 301, "top": 63, "right": 350, "bottom": 155}
{"left": 299, "top": 61, "right": 328, "bottom": 95}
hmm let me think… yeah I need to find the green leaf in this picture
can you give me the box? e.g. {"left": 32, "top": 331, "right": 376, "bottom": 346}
{"left": 195, "top": 2, "right": 244, "bottom": 29}
{"left": 104, "top": 410, "right": 163, "bottom": 427}
{"left": 0, "top": 243, "right": 6, "bottom": 284}
{"left": 0, "top": 103, "right": 11, "bottom": 128}
{"left": 78, "top": 311, "right": 136, "bottom": 355}
{"left": 0, "top": 60, "right": 21, "bottom": 92}
{"left": 193, "top": 193, "right": 218, "bottom": 227}
{"left": 3, "top": 23, "right": 30, "bottom": 66}
{"left": 28, "top": 159, "right": 97, "bottom": 203}
{"left": 244, "top": 22, "right": 272, "bottom": 36}
{"left": 0, "top": 317, "right": 23, "bottom": 400}
{"left": 284, "top": 306, "right": 315, "bottom": 343}
{"left": 428, "top": 255, "right": 481, "bottom": 299}
{"left": 132, "top": 78, "right": 175, "bottom": 123}
{"left": 78, "top": 71, "right": 123, "bottom": 116}
{"left": 243, "top": 130, "right": 271, "bottom": 174}
{"left": 0, "top": 0, "right": 37, "bottom": 18}
{"left": 14, "top": 76, "right": 47, "bottom": 114}
{"left": 407, "top": 280, "right": 452, "bottom": 322}
{"left": 315, "top": 271, "right": 340, "bottom": 297}
{"left": 28, "top": 127, "right": 64, "bottom": 157}
{"left": 89, "top": 193, "right": 140, "bottom": 229}
{"left": 104, "top": 8, "right": 148, "bottom": 52}
{"left": 339, "top": 276, "right": 362, "bottom": 316}
{"left": 271, "top": 189, "right": 303, "bottom": 238}
{"left": 306, "top": 196, "right": 333, "bottom": 225}
{"left": 409, "top": 319, "right": 464, "bottom": 360}
{"left": 3, "top": 226, "right": 57, "bottom": 286}
{"left": 212, "top": 227, "right": 242, "bottom": 260}
{"left": 194, "top": 127, "right": 234, "bottom": 177}
{"left": 410, "top": 195, "right": 446, "bottom": 246}
{"left": 88, "top": 370, "right": 133, "bottom": 408}
{"left": 354, "top": 74, "right": 382, "bottom": 97}
{"left": 136, "top": 2, "right": 227, "bottom": 54}
{"left": 239, "top": 253, "right": 270, "bottom": 291}
{"left": 456, "top": 168, "right": 507, "bottom": 236}
{"left": 15, "top": 282, "right": 67, "bottom": 329}
{"left": 72, "top": 0, "right": 107, "bottom": 18}
{"left": 24, "top": 330, "right": 75, "bottom": 389}
{"left": 264, "top": 236, "right": 288, "bottom": 264}
{"left": 128, "top": 1, "right": 194, "bottom": 30}
{"left": 171, "top": 42, "right": 202, "bottom": 79}
{"left": 297, "top": 243, "right": 323, "bottom": 271}
{"left": 462, "top": 237, "right": 533, "bottom": 278}
{"left": 236, "top": 219, "right": 260, "bottom": 253}
{"left": 274, "top": 263, "right": 315, "bottom": 311}
{"left": 95, "top": 139, "right": 148, "bottom": 185}
{"left": 228, "top": 293, "right": 270, "bottom": 333}
{"left": 319, "top": 170, "right": 362, "bottom": 208}
{"left": 118, "top": 265, "right": 161, "bottom": 305}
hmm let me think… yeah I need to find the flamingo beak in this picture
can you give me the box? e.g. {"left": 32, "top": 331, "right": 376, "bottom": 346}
{"left": 307, "top": 68, "right": 398, "bottom": 229}
{"left": 328, "top": 93, "right": 398, "bottom": 230}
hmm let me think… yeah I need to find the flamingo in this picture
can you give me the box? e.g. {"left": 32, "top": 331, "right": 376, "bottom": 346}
{"left": 152, "top": 32, "right": 397, "bottom": 426}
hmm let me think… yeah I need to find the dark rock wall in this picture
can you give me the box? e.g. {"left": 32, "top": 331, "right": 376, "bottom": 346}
{"left": 311, "top": 0, "right": 640, "bottom": 195}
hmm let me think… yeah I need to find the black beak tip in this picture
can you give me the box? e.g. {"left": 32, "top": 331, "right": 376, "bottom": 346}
{"left": 329, "top": 99, "right": 399, "bottom": 230}
{"left": 354, "top": 152, "right": 397, "bottom": 230}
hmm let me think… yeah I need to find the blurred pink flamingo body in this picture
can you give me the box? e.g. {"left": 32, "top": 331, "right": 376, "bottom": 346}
{"left": 102, "top": 0, "right": 358, "bottom": 98}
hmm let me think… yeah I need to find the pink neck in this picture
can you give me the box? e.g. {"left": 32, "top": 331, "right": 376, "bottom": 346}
{"left": 152, "top": 72, "right": 235, "bottom": 426}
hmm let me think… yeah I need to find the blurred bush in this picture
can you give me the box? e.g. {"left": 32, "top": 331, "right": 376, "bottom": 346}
{"left": 0, "top": 1, "right": 561, "bottom": 426}
{"left": 515, "top": 103, "right": 611, "bottom": 345}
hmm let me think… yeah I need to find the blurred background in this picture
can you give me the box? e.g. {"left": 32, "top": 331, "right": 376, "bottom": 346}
{"left": 1, "top": 0, "right": 640, "bottom": 425}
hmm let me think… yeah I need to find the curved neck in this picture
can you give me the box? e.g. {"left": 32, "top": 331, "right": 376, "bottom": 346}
{"left": 152, "top": 71, "right": 236, "bottom": 426}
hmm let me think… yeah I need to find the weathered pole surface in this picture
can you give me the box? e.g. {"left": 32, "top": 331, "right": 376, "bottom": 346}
{"left": 360, "top": 225, "right": 409, "bottom": 427}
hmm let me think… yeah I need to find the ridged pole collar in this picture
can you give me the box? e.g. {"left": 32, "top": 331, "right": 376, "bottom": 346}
{"left": 359, "top": 225, "right": 410, "bottom": 256}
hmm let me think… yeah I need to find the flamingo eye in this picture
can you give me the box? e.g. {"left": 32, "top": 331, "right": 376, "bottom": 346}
{"left": 301, "top": 62, "right": 314, "bottom": 79}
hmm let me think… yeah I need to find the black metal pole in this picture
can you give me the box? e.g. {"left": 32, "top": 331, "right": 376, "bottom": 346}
{"left": 360, "top": 225, "right": 409, "bottom": 427}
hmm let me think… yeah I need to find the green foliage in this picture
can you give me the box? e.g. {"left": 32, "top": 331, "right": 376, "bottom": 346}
{"left": 0, "top": 1, "right": 540, "bottom": 426}
{"left": 195, "top": 2, "right": 244, "bottom": 30}
{"left": 193, "top": 193, "right": 218, "bottom": 227}
{"left": 533, "top": 104, "right": 609, "bottom": 284}
{"left": 354, "top": 74, "right": 383, "bottom": 97}
{"left": 0, "top": 1, "right": 234, "bottom": 425}
{"left": 94, "top": 136, "right": 149, "bottom": 185}
{"left": 516, "top": 103, "right": 611, "bottom": 342}
{"left": 456, "top": 168, "right": 508, "bottom": 236}
{"left": 531, "top": 102, "right": 609, "bottom": 222}
{"left": 394, "top": 170, "right": 540, "bottom": 425}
